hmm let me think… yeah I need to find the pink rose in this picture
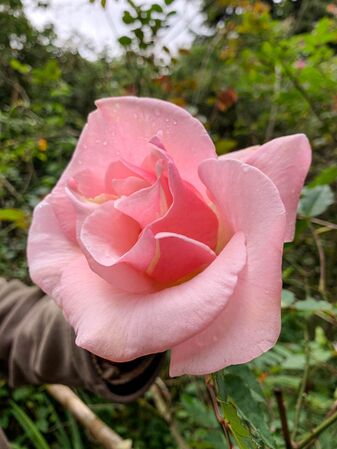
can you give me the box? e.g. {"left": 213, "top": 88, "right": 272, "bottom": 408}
{"left": 27, "top": 97, "right": 311, "bottom": 376}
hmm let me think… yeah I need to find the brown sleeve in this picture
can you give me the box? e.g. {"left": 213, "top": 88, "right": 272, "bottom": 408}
{"left": 0, "top": 277, "right": 164, "bottom": 403}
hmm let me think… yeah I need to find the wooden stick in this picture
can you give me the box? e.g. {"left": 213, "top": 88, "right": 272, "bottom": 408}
{"left": 46, "top": 384, "right": 132, "bottom": 449}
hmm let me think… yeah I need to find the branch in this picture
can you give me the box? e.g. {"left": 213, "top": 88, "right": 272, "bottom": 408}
{"left": 46, "top": 384, "right": 132, "bottom": 449}
{"left": 265, "top": 64, "right": 281, "bottom": 141}
{"left": 294, "top": 409, "right": 337, "bottom": 449}
{"left": 274, "top": 389, "right": 293, "bottom": 449}
{"left": 310, "top": 217, "right": 337, "bottom": 231}
{"left": 309, "top": 223, "right": 326, "bottom": 295}
{"left": 150, "top": 381, "right": 191, "bottom": 449}
{"left": 292, "top": 329, "right": 310, "bottom": 440}
{"left": 205, "top": 375, "right": 233, "bottom": 449}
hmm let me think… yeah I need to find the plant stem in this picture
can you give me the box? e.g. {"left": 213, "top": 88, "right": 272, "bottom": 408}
{"left": 265, "top": 63, "right": 281, "bottom": 141}
{"left": 281, "top": 62, "right": 323, "bottom": 125}
{"left": 292, "top": 328, "right": 310, "bottom": 440}
{"left": 309, "top": 223, "right": 326, "bottom": 296}
{"left": 274, "top": 389, "right": 293, "bottom": 449}
{"left": 294, "top": 409, "right": 337, "bottom": 449}
{"left": 205, "top": 375, "right": 233, "bottom": 449}
{"left": 150, "top": 382, "right": 191, "bottom": 449}
{"left": 310, "top": 217, "right": 337, "bottom": 231}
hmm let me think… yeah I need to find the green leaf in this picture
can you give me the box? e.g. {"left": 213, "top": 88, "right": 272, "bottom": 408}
{"left": 100, "top": 0, "right": 106, "bottom": 7}
{"left": 215, "top": 138, "right": 237, "bottom": 155}
{"left": 0, "top": 208, "right": 28, "bottom": 229}
{"left": 10, "top": 58, "right": 31, "bottom": 74}
{"left": 265, "top": 374, "right": 301, "bottom": 390}
{"left": 181, "top": 394, "right": 217, "bottom": 428}
{"left": 66, "top": 412, "right": 84, "bottom": 449}
{"left": 10, "top": 401, "right": 50, "bottom": 449}
{"left": 122, "top": 11, "right": 135, "bottom": 24}
{"left": 298, "top": 185, "right": 334, "bottom": 217}
{"left": 309, "top": 165, "right": 337, "bottom": 187}
{"left": 214, "top": 366, "right": 276, "bottom": 449}
{"left": 118, "top": 35, "right": 132, "bottom": 47}
{"left": 222, "top": 402, "right": 254, "bottom": 449}
{"left": 134, "top": 28, "right": 144, "bottom": 43}
{"left": 151, "top": 4, "right": 163, "bottom": 13}
{"left": 293, "top": 297, "right": 332, "bottom": 312}
{"left": 164, "top": 0, "right": 175, "bottom": 4}
{"left": 281, "top": 289, "right": 296, "bottom": 308}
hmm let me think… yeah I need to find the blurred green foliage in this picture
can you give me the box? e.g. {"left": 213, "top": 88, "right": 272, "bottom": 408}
{"left": 1, "top": 0, "right": 337, "bottom": 448}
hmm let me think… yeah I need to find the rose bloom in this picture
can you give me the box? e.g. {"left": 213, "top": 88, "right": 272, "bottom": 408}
{"left": 28, "top": 97, "right": 311, "bottom": 376}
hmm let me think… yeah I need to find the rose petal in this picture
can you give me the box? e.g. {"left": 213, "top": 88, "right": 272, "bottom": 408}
{"left": 71, "top": 169, "right": 106, "bottom": 197}
{"left": 111, "top": 176, "right": 150, "bottom": 196}
{"left": 219, "top": 145, "right": 260, "bottom": 162}
{"left": 105, "top": 159, "right": 153, "bottom": 183}
{"left": 80, "top": 201, "right": 141, "bottom": 266}
{"left": 49, "top": 169, "right": 106, "bottom": 242}
{"left": 169, "top": 159, "right": 286, "bottom": 376}
{"left": 114, "top": 177, "right": 166, "bottom": 228}
{"left": 79, "top": 201, "right": 156, "bottom": 293}
{"left": 149, "top": 232, "right": 216, "bottom": 283}
{"left": 57, "top": 231, "right": 246, "bottom": 361}
{"left": 222, "top": 134, "right": 311, "bottom": 241}
{"left": 65, "top": 186, "right": 98, "bottom": 234}
{"left": 104, "top": 158, "right": 152, "bottom": 198}
{"left": 49, "top": 192, "right": 77, "bottom": 242}
{"left": 52, "top": 98, "right": 215, "bottom": 195}
{"left": 150, "top": 162, "right": 219, "bottom": 250}
{"left": 95, "top": 97, "right": 216, "bottom": 188}
{"left": 27, "top": 197, "right": 80, "bottom": 300}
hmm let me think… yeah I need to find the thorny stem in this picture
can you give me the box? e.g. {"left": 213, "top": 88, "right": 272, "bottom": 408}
{"left": 274, "top": 389, "right": 293, "bottom": 449}
{"left": 205, "top": 375, "right": 233, "bottom": 449}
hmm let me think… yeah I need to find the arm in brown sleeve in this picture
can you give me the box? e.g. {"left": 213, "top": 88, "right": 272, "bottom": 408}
{"left": 0, "top": 277, "right": 164, "bottom": 403}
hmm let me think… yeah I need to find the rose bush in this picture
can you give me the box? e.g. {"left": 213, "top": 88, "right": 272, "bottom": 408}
{"left": 27, "top": 97, "right": 311, "bottom": 376}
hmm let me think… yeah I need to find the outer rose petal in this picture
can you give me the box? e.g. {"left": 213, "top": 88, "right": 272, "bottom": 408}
{"left": 221, "top": 134, "right": 311, "bottom": 241}
{"left": 55, "top": 97, "right": 215, "bottom": 194}
{"left": 56, "top": 232, "right": 246, "bottom": 361}
{"left": 49, "top": 192, "right": 77, "bottom": 242}
{"left": 27, "top": 196, "right": 80, "bottom": 300}
{"left": 219, "top": 145, "right": 260, "bottom": 162}
{"left": 169, "top": 159, "right": 286, "bottom": 376}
